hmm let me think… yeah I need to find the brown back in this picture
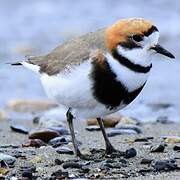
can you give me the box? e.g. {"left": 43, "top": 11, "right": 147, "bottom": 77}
{"left": 28, "top": 28, "right": 107, "bottom": 75}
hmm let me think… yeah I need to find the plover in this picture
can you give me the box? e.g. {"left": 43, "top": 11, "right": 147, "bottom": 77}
{"left": 12, "top": 18, "right": 175, "bottom": 158}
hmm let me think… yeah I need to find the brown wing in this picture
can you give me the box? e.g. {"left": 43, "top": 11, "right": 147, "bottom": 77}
{"left": 27, "top": 28, "right": 107, "bottom": 75}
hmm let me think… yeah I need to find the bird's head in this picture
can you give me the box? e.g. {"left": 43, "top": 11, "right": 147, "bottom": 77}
{"left": 105, "top": 18, "right": 175, "bottom": 66}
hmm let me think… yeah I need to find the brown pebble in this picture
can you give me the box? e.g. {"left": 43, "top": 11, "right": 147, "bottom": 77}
{"left": 22, "top": 139, "right": 46, "bottom": 148}
{"left": 28, "top": 128, "right": 60, "bottom": 142}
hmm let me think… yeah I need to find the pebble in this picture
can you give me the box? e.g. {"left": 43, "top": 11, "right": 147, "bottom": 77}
{"left": 156, "top": 116, "right": 173, "bottom": 124}
{"left": 124, "top": 148, "right": 137, "bottom": 159}
{"left": 140, "top": 158, "right": 153, "bottom": 164}
{"left": 7, "top": 99, "right": 57, "bottom": 113}
{"left": 40, "top": 118, "right": 65, "bottom": 128}
{"left": 49, "top": 137, "right": 69, "bottom": 147}
{"left": 107, "top": 129, "right": 137, "bottom": 137}
{"left": 20, "top": 165, "right": 36, "bottom": 173}
{"left": 134, "top": 137, "right": 153, "bottom": 142}
{"left": 152, "top": 159, "right": 179, "bottom": 171}
{"left": 147, "top": 103, "right": 173, "bottom": 110}
{"left": 163, "top": 136, "right": 180, "bottom": 143}
{"left": 150, "top": 144, "right": 165, "bottom": 153}
{"left": 87, "top": 116, "right": 120, "bottom": 128}
{"left": 0, "top": 167, "right": 9, "bottom": 175}
{"left": 118, "top": 116, "right": 141, "bottom": 125}
{"left": 56, "top": 147, "right": 74, "bottom": 155}
{"left": 116, "top": 125, "right": 142, "bottom": 134}
{"left": 55, "top": 159, "right": 64, "bottom": 165}
{"left": 28, "top": 128, "right": 60, "bottom": 142}
{"left": 22, "top": 170, "right": 33, "bottom": 179}
{"left": 48, "top": 127, "right": 69, "bottom": 135}
{"left": 10, "top": 124, "right": 29, "bottom": 134}
{"left": 62, "top": 162, "right": 82, "bottom": 169}
{"left": 173, "top": 145, "right": 180, "bottom": 151}
{"left": 85, "top": 126, "right": 100, "bottom": 131}
{"left": 51, "top": 169, "right": 69, "bottom": 179}
{"left": 0, "top": 153, "right": 16, "bottom": 165}
{"left": 22, "top": 139, "right": 46, "bottom": 148}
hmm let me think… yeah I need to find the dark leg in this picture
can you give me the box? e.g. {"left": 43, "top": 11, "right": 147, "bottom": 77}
{"left": 97, "top": 117, "right": 116, "bottom": 154}
{"left": 66, "top": 108, "right": 82, "bottom": 157}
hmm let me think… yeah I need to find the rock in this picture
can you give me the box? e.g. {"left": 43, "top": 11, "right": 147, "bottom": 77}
{"left": 22, "top": 139, "right": 46, "bottom": 148}
{"left": 48, "top": 127, "right": 69, "bottom": 135}
{"left": 56, "top": 147, "right": 74, "bottom": 155}
{"left": 28, "top": 128, "right": 60, "bottom": 142}
{"left": 163, "top": 136, "right": 180, "bottom": 143}
{"left": 39, "top": 118, "right": 65, "bottom": 128}
{"left": 55, "top": 159, "right": 64, "bottom": 165}
{"left": 85, "top": 126, "right": 100, "bottom": 131}
{"left": 140, "top": 158, "right": 153, "bottom": 164}
{"left": 173, "top": 145, "right": 180, "bottom": 151}
{"left": 51, "top": 169, "right": 68, "bottom": 179}
{"left": 0, "top": 153, "right": 16, "bottom": 165}
{"left": 150, "top": 144, "right": 165, "bottom": 153}
{"left": 22, "top": 170, "right": 33, "bottom": 179}
{"left": 32, "top": 116, "right": 40, "bottom": 124}
{"left": 116, "top": 125, "right": 142, "bottom": 134}
{"left": 124, "top": 148, "right": 137, "bottom": 159}
{"left": 7, "top": 99, "right": 57, "bottom": 113}
{"left": 156, "top": 116, "right": 173, "bottom": 124}
{"left": 118, "top": 116, "right": 141, "bottom": 125}
{"left": 10, "top": 124, "right": 29, "bottom": 134}
{"left": 134, "top": 137, "right": 153, "bottom": 142}
{"left": 152, "top": 159, "right": 179, "bottom": 171}
{"left": 0, "top": 167, "right": 9, "bottom": 175}
{"left": 107, "top": 129, "right": 137, "bottom": 137}
{"left": 62, "top": 162, "right": 82, "bottom": 169}
{"left": 87, "top": 114, "right": 120, "bottom": 128}
{"left": 49, "top": 137, "right": 69, "bottom": 147}
{"left": 20, "top": 165, "right": 36, "bottom": 173}
{"left": 29, "top": 156, "right": 43, "bottom": 163}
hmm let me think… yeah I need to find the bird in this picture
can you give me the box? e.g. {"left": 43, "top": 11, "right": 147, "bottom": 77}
{"left": 12, "top": 18, "right": 175, "bottom": 158}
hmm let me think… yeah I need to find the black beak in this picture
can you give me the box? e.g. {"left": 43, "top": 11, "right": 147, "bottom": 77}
{"left": 151, "top": 44, "right": 175, "bottom": 59}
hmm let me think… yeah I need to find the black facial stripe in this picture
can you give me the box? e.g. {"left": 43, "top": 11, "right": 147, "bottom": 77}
{"left": 90, "top": 60, "right": 146, "bottom": 110}
{"left": 144, "top": 25, "right": 158, "bottom": 37}
{"left": 119, "top": 40, "right": 141, "bottom": 50}
{"left": 112, "top": 50, "right": 152, "bottom": 73}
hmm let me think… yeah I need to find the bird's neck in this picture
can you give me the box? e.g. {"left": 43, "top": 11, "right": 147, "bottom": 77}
{"left": 105, "top": 50, "right": 151, "bottom": 92}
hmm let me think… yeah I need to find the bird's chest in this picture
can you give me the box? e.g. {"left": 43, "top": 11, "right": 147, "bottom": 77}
{"left": 91, "top": 60, "right": 148, "bottom": 110}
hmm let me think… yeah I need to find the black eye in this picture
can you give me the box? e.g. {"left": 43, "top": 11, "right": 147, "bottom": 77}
{"left": 132, "top": 34, "right": 144, "bottom": 42}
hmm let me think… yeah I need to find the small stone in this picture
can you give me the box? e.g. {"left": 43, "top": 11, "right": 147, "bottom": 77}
{"left": 156, "top": 116, "right": 173, "bottom": 124}
{"left": 140, "top": 158, "right": 153, "bottom": 164}
{"left": 124, "top": 148, "right": 137, "bottom": 159}
{"left": 134, "top": 137, "right": 153, "bottom": 142}
{"left": 173, "top": 145, "right": 180, "bottom": 151}
{"left": 32, "top": 116, "right": 40, "bottom": 124}
{"left": 152, "top": 160, "right": 179, "bottom": 171}
{"left": 56, "top": 147, "right": 74, "bottom": 155}
{"left": 20, "top": 165, "right": 36, "bottom": 173}
{"left": 51, "top": 169, "right": 68, "bottom": 179}
{"left": 147, "top": 103, "right": 173, "bottom": 110}
{"left": 0, "top": 153, "right": 16, "bottom": 165}
{"left": 29, "top": 156, "right": 43, "bottom": 163}
{"left": 55, "top": 159, "right": 64, "bottom": 165}
{"left": 22, "top": 139, "right": 46, "bottom": 148}
{"left": 49, "top": 137, "right": 69, "bottom": 147}
{"left": 163, "top": 136, "right": 180, "bottom": 143}
{"left": 0, "top": 167, "right": 9, "bottom": 175}
{"left": 48, "top": 127, "right": 69, "bottom": 135}
{"left": 87, "top": 115, "right": 120, "bottom": 128}
{"left": 10, "top": 124, "right": 29, "bottom": 134}
{"left": 150, "top": 144, "right": 165, "bottom": 153}
{"left": 29, "top": 128, "right": 60, "bottom": 142}
{"left": 116, "top": 125, "right": 142, "bottom": 134}
{"left": 85, "top": 126, "right": 100, "bottom": 131}
{"left": 62, "top": 162, "right": 82, "bottom": 169}
{"left": 118, "top": 116, "right": 140, "bottom": 125}
{"left": 107, "top": 129, "right": 137, "bottom": 137}
{"left": 22, "top": 170, "right": 32, "bottom": 179}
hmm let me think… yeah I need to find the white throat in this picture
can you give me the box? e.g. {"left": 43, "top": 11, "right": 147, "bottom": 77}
{"left": 106, "top": 52, "right": 150, "bottom": 92}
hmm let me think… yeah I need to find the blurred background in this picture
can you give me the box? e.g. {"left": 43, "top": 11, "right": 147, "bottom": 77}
{"left": 0, "top": 0, "right": 180, "bottom": 121}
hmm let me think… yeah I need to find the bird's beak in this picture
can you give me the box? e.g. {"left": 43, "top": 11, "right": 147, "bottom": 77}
{"left": 151, "top": 44, "right": 175, "bottom": 59}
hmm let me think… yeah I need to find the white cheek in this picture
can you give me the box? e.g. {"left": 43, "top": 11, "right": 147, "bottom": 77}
{"left": 144, "top": 31, "right": 159, "bottom": 48}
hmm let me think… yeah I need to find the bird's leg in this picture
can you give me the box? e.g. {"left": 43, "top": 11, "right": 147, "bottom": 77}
{"left": 97, "top": 117, "right": 116, "bottom": 154}
{"left": 66, "top": 108, "right": 82, "bottom": 157}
